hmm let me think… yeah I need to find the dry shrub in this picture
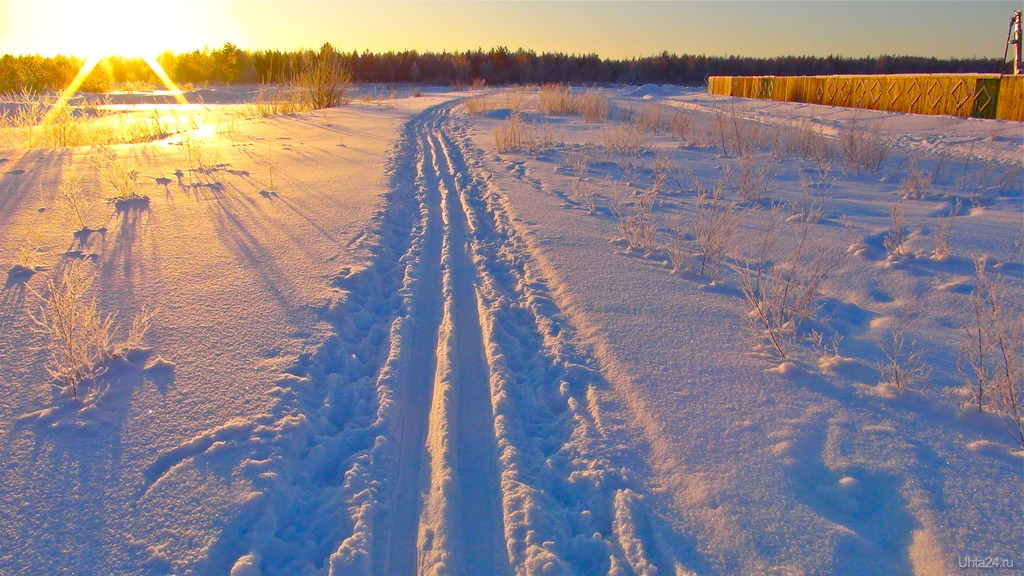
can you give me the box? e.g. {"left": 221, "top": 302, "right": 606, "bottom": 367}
{"left": 577, "top": 90, "right": 609, "bottom": 123}
{"left": 840, "top": 120, "right": 892, "bottom": 174}
{"left": 464, "top": 95, "right": 495, "bottom": 115}
{"left": 898, "top": 158, "right": 933, "bottom": 199}
{"left": 494, "top": 113, "right": 526, "bottom": 152}
{"left": 959, "top": 257, "right": 1023, "bottom": 446}
{"left": 666, "top": 224, "right": 694, "bottom": 273}
{"left": 602, "top": 125, "right": 646, "bottom": 158}
{"left": 0, "top": 90, "right": 171, "bottom": 147}
{"left": 783, "top": 119, "right": 831, "bottom": 164}
{"left": 667, "top": 109, "right": 692, "bottom": 141}
{"left": 693, "top": 176, "right": 737, "bottom": 280}
{"left": 732, "top": 155, "right": 775, "bottom": 203}
{"left": 538, "top": 83, "right": 576, "bottom": 115}
{"left": 245, "top": 85, "right": 308, "bottom": 116}
{"left": 793, "top": 168, "right": 834, "bottom": 223}
{"left": 876, "top": 308, "right": 931, "bottom": 392}
{"left": 494, "top": 112, "right": 552, "bottom": 153}
{"left": 611, "top": 185, "right": 659, "bottom": 253}
{"left": 504, "top": 86, "right": 530, "bottom": 112}
{"left": 634, "top": 103, "right": 664, "bottom": 133}
{"left": 736, "top": 207, "right": 844, "bottom": 358}
{"left": 297, "top": 44, "right": 351, "bottom": 110}
{"left": 711, "top": 105, "right": 760, "bottom": 157}
{"left": 651, "top": 151, "right": 689, "bottom": 195}
{"left": 95, "top": 149, "right": 146, "bottom": 203}
{"left": 933, "top": 198, "right": 961, "bottom": 259}
{"left": 57, "top": 174, "right": 91, "bottom": 231}
{"left": 563, "top": 152, "right": 596, "bottom": 211}
{"left": 11, "top": 229, "right": 46, "bottom": 273}
{"left": 883, "top": 203, "right": 907, "bottom": 256}
{"left": 31, "top": 264, "right": 114, "bottom": 401}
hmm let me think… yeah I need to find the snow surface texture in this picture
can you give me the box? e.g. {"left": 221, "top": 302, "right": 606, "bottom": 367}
{"left": 0, "top": 86, "right": 1020, "bottom": 576}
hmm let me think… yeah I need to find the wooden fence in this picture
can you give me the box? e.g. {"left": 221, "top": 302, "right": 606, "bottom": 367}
{"left": 707, "top": 74, "right": 1024, "bottom": 121}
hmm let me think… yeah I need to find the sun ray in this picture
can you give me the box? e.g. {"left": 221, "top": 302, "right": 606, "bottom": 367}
{"left": 43, "top": 54, "right": 189, "bottom": 129}
{"left": 144, "top": 56, "right": 190, "bottom": 105}
{"left": 43, "top": 56, "right": 102, "bottom": 125}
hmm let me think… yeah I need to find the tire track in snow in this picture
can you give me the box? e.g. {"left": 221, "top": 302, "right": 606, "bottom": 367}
{"left": 420, "top": 126, "right": 508, "bottom": 574}
{"left": 383, "top": 104, "right": 509, "bottom": 576}
{"left": 439, "top": 105, "right": 698, "bottom": 575}
{"left": 379, "top": 107, "right": 445, "bottom": 576}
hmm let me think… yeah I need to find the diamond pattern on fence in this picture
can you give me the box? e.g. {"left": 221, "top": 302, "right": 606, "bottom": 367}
{"left": 868, "top": 79, "right": 884, "bottom": 108}
{"left": 926, "top": 80, "right": 944, "bottom": 109}
{"left": 886, "top": 81, "right": 903, "bottom": 110}
{"left": 906, "top": 78, "right": 924, "bottom": 109}
{"left": 706, "top": 75, "right": 1020, "bottom": 121}
{"left": 815, "top": 81, "right": 827, "bottom": 103}
{"left": 951, "top": 79, "right": 972, "bottom": 113}
{"left": 975, "top": 84, "right": 994, "bottom": 115}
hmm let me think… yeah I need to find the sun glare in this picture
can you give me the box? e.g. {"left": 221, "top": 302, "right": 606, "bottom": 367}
{"left": 40, "top": 0, "right": 198, "bottom": 120}
{"left": 52, "top": 0, "right": 196, "bottom": 58}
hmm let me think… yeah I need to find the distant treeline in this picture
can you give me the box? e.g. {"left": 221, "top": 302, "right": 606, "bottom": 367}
{"left": 0, "top": 43, "right": 1010, "bottom": 93}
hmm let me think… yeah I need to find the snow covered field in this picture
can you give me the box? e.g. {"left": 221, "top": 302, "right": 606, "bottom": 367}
{"left": 0, "top": 85, "right": 1020, "bottom": 576}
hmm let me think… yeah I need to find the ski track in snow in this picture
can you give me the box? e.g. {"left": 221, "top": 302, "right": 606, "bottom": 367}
{"left": 140, "top": 101, "right": 683, "bottom": 575}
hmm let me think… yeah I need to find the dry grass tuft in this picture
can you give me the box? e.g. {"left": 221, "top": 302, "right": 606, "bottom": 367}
{"left": 577, "top": 90, "right": 609, "bottom": 123}
{"left": 538, "top": 83, "right": 577, "bottom": 115}
{"left": 494, "top": 112, "right": 527, "bottom": 152}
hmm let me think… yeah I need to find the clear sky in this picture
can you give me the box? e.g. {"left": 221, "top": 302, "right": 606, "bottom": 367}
{"left": 0, "top": 1, "right": 1019, "bottom": 60}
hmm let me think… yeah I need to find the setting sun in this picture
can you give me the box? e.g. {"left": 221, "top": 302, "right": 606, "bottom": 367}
{"left": 50, "top": 0, "right": 196, "bottom": 57}
{"left": 2, "top": 0, "right": 236, "bottom": 60}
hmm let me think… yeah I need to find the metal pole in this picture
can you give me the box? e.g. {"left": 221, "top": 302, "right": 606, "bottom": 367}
{"left": 1012, "top": 10, "right": 1023, "bottom": 75}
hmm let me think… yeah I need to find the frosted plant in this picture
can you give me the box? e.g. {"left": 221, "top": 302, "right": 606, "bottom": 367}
{"left": 793, "top": 167, "right": 834, "bottom": 223}
{"left": 633, "top": 103, "right": 664, "bottom": 133}
{"left": 732, "top": 154, "right": 775, "bottom": 203}
{"left": 577, "top": 89, "right": 609, "bottom": 123}
{"left": 30, "top": 263, "right": 157, "bottom": 402}
{"left": 30, "top": 264, "right": 115, "bottom": 401}
{"left": 57, "top": 174, "right": 91, "bottom": 231}
{"left": 297, "top": 44, "right": 351, "bottom": 110}
{"left": 933, "top": 198, "right": 962, "bottom": 259}
{"left": 876, "top": 308, "right": 931, "bottom": 392}
{"left": 839, "top": 120, "right": 891, "bottom": 175}
{"left": 610, "top": 185, "right": 658, "bottom": 254}
{"left": 737, "top": 207, "right": 844, "bottom": 359}
{"left": 958, "top": 257, "right": 1023, "bottom": 446}
{"left": 95, "top": 149, "right": 144, "bottom": 202}
{"left": 667, "top": 109, "right": 692, "bottom": 142}
{"left": 494, "top": 113, "right": 527, "bottom": 152}
{"left": 898, "top": 158, "right": 933, "bottom": 199}
{"left": 883, "top": 203, "right": 907, "bottom": 256}
{"left": 538, "top": 83, "right": 576, "bottom": 115}
{"left": 808, "top": 330, "right": 844, "bottom": 367}
{"left": 564, "top": 152, "right": 595, "bottom": 212}
{"left": 693, "top": 178, "right": 736, "bottom": 280}
{"left": 666, "top": 222, "right": 694, "bottom": 273}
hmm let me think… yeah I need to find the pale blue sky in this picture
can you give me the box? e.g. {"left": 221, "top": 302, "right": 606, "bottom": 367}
{"left": 0, "top": 1, "right": 1019, "bottom": 59}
